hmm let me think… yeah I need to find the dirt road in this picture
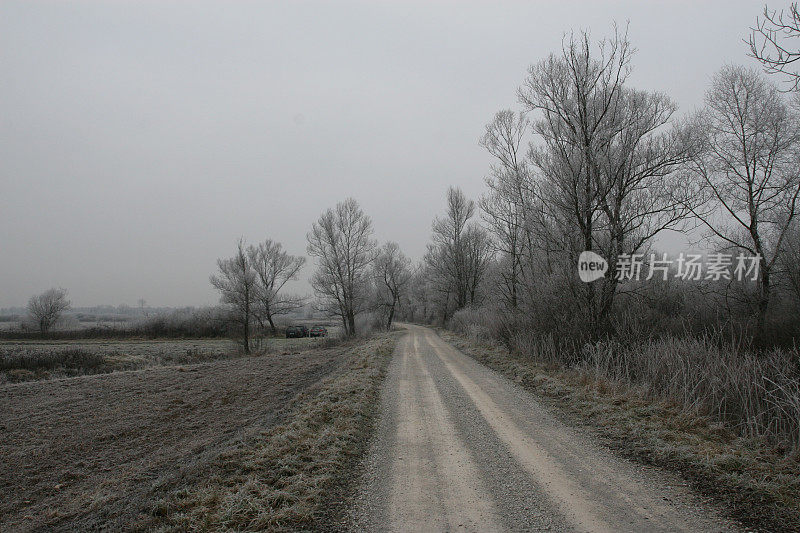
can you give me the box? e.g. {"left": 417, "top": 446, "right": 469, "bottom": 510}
{"left": 350, "top": 324, "right": 738, "bottom": 532}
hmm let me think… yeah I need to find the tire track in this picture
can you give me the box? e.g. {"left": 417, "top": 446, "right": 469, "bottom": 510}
{"left": 389, "top": 331, "right": 501, "bottom": 532}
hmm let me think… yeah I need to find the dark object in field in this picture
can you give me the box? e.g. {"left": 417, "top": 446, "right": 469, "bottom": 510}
{"left": 286, "top": 325, "right": 309, "bottom": 338}
{"left": 310, "top": 326, "right": 327, "bottom": 337}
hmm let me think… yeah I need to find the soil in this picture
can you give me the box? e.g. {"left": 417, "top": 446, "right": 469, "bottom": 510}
{"left": 0, "top": 346, "right": 344, "bottom": 531}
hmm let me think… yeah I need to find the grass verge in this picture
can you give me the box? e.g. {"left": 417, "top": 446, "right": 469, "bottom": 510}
{"left": 147, "top": 332, "right": 399, "bottom": 532}
{"left": 439, "top": 329, "right": 800, "bottom": 533}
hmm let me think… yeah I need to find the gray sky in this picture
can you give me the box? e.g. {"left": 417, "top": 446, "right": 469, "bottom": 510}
{"left": 0, "top": 0, "right": 764, "bottom": 307}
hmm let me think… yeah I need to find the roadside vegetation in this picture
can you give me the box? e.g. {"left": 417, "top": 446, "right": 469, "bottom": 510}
{"left": 441, "top": 326, "right": 800, "bottom": 532}
{"left": 147, "top": 332, "right": 398, "bottom": 532}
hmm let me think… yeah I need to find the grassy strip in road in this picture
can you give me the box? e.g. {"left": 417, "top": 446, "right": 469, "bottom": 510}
{"left": 149, "top": 332, "right": 399, "bottom": 532}
{"left": 440, "top": 330, "right": 800, "bottom": 533}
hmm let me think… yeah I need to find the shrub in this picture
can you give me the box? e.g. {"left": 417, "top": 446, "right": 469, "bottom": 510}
{"left": 354, "top": 312, "right": 384, "bottom": 337}
{"left": 135, "top": 307, "right": 229, "bottom": 338}
{"left": 0, "top": 348, "right": 106, "bottom": 373}
{"left": 450, "top": 305, "right": 800, "bottom": 450}
{"left": 5, "top": 369, "right": 35, "bottom": 383}
{"left": 580, "top": 336, "right": 800, "bottom": 449}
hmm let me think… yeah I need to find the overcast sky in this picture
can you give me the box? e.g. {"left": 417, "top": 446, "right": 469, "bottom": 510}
{"left": 0, "top": 1, "right": 767, "bottom": 308}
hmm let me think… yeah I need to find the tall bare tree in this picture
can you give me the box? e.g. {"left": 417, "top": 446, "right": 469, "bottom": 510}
{"left": 27, "top": 288, "right": 71, "bottom": 334}
{"left": 373, "top": 241, "right": 413, "bottom": 329}
{"left": 210, "top": 238, "right": 257, "bottom": 353}
{"left": 307, "top": 198, "right": 376, "bottom": 336}
{"left": 749, "top": 3, "right": 800, "bottom": 90}
{"left": 247, "top": 240, "right": 306, "bottom": 334}
{"left": 686, "top": 65, "right": 800, "bottom": 334}
{"left": 517, "top": 27, "right": 691, "bottom": 336}
{"left": 479, "top": 110, "right": 533, "bottom": 308}
{"left": 593, "top": 86, "right": 694, "bottom": 321}
{"left": 518, "top": 28, "right": 633, "bottom": 336}
{"left": 426, "top": 187, "right": 493, "bottom": 320}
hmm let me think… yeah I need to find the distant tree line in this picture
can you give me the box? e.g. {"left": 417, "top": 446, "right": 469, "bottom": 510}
{"left": 210, "top": 198, "right": 415, "bottom": 351}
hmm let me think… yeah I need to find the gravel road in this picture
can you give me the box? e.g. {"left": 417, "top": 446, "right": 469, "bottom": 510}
{"left": 349, "top": 324, "right": 739, "bottom": 532}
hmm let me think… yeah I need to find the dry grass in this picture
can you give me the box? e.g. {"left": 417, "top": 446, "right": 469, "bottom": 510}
{"left": 440, "top": 329, "right": 800, "bottom": 533}
{"left": 449, "top": 307, "right": 800, "bottom": 450}
{"left": 148, "top": 332, "right": 399, "bottom": 532}
{"left": 0, "top": 337, "right": 343, "bottom": 383}
{"left": 580, "top": 337, "right": 800, "bottom": 448}
{"left": 1, "top": 341, "right": 355, "bottom": 531}
{"left": 0, "top": 348, "right": 106, "bottom": 382}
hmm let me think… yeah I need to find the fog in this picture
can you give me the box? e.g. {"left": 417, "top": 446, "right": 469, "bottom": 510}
{"left": 0, "top": 1, "right": 761, "bottom": 307}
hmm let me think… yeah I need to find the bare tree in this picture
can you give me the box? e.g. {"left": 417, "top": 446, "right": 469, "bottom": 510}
{"left": 307, "top": 198, "right": 376, "bottom": 336}
{"left": 462, "top": 224, "right": 494, "bottom": 304}
{"left": 686, "top": 65, "right": 800, "bottom": 334}
{"left": 592, "top": 86, "right": 694, "bottom": 321}
{"left": 27, "top": 288, "right": 71, "bottom": 334}
{"left": 373, "top": 241, "right": 413, "bottom": 329}
{"left": 210, "top": 238, "right": 257, "bottom": 353}
{"left": 420, "top": 254, "right": 455, "bottom": 324}
{"left": 247, "top": 240, "right": 306, "bottom": 335}
{"left": 479, "top": 110, "right": 533, "bottom": 308}
{"left": 517, "top": 27, "right": 692, "bottom": 336}
{"left": 426, "top": 187, "right": 493, "bottom": 320}
{"left": 518, "top": 28, "right": 633, "bottom": 336}
{"left": 749, "top": 3, "right": 800, "bottom": 90}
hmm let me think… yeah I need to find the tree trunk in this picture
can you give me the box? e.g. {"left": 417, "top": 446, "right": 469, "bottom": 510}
{"left": 387, "top": 298, "right": 397, "bottom": 330}
{"left": 347, "top": 310, "right": 356, "bottom": 336}
{"left": 510, "top": 262, "right": 518, "bottom": 309}
{"left": 267, "top": 313, "right": 277, "bottom": 335}
{"left": 243, "top": 301, "right": 251, "bottom": 354}
{"left": 757, "top": 262, "right": 771, "bottom": 343}
{"left": 583, "top": 218, "right": 599, "bottom": 341}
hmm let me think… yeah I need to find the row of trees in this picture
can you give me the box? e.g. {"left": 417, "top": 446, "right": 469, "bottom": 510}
{"left": 213, "top": 6, "right": 800, "bottom": 347}
{"left": 211, "top": 199, "right": 413, "bottom": 350}
{"left": 401, "top": 20, "right": 800, "bottom": 344}
{"left": 22, "top": 201, "right": 415, "bottom": 346}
